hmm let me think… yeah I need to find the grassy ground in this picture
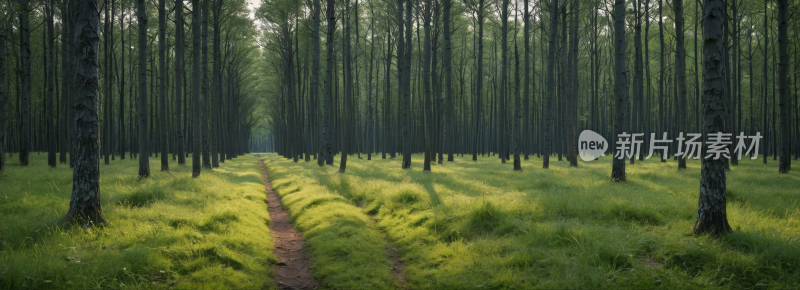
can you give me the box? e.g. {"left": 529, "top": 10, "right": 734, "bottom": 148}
{"left": 263, "top": 153, "right": 800, "bottom": 289}
{"left": 1, "top": 153, "right": 275, "bottom": 290}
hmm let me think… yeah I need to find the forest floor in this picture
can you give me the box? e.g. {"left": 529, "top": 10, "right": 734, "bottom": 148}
{"left": 2, "top": 152, "right": 799, "bottom": 289}
{"left": 1, "top": 153, "right": 277, "bottom": 289}
{"left": 262, "top": 153, "right": 800, "bottom": 289}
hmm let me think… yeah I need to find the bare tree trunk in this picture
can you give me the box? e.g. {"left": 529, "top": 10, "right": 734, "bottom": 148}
{"left": 543, "top": 0, "right": 558, "bottom": 169}
{"left": 693, "top": 0, "right": 732, "bottom": 235}
{"left": 611, "top": 0, "right": 628, "bottom": 181}
{"left": 201, "top": 0, "right": 210, "bottom": 168}
{"left": 175, "top": 0, "right": 185, "bottom": 165}
{"left": 322, "top": 0, "right": 334, "bottom": 165}
{"left": 46, "top": 0, "right": 56, "bottom": 167}
{"left": 512, "top": 3, "right": 521, "bottom": 171}
{"left": 0, "top": 35, "right": 5, "bottom": 171}
{"left": 192, "top": 0, "right": 201, "bottom": 177}
{"left": 62, "top": 0, "right": 106, "bottom": 226}
{"left": 16, "top": 0, "right": 31, "bottom": 166}
{"left": 778, "top": 0, "right": 790, "bottom": 173}
{"left": 422, "top": 0, "right": 433, "bottom": 171}
{"left": 443, "top": 0, "right": 453, "bottom": 162}
{"left": 676, "top": 0, "right": 687, "bottom": 169}
{"left": 400, "top": 0, "right": 412, "bottom": 169}
{"left": 159, "top": 0, "right": 169, "bottom": 171}
{"left": 137, "top": 0, "right": 150, "bottom": 177}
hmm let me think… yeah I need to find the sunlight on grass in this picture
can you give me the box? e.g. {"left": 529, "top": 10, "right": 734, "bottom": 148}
{"left": 263, "top": 153, "right": 800, "bottom": 289}
{"left": 0, "top": 154, "right": 275, "bottom": 290}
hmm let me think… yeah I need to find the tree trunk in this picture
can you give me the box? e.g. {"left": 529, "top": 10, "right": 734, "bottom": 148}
{"left": 17, "top": 0, "right": 31, "bottom": 166}
{"left": 422, "top": 0, "right": 433, "bottom": 171}
{"left": 543, "top": 0, "right": 558, "bottom": 169}
{"left": 693, "top": 0, "right": 732, "bottom": 235}
{"left": 62, "top": 0, "right": 106, "bottom": 226}
{"left": 192, "top": 0, "right": 202, "bottom": 177}
{"left": 47, "top": 0, "right": 56, "bottom": 167}
{"left": 611, "top": 0, "right": 627, "bottom": 181}
{"left": 322, "top": 0, "right": 334, "bottom": 165}
{"left": 175, "top": 0, "right": 185, "bottom": 165}
{"left": 137, "top": 0, "right": 150, "bottom": 177}
{"left": 0, "top": 35, "right": 5, "bottom": 171}
{"left": 676, "top": 0, "right": 687, "bottom": 169}
{"left": 159, "top": 0, "right": 169, "bottom": 171}
{"left": 778, "top": 0, "right": 790, "bottom": 173}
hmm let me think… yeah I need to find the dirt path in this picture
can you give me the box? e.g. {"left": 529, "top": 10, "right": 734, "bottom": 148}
{"left": 258, "top": 160, "right": 317, "bottom": 289}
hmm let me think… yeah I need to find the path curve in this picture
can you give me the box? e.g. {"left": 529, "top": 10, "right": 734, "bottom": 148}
{"left": 258, "top": 160, "right": 317, "bottom": 289}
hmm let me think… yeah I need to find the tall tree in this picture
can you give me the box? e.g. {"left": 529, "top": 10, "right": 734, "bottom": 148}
{"left": 777, "top": 0, "right": 790, "bottom": 173}
{"left": 159, "top": 0, "right": 169, "bottom": 171}
{"left": 16, "top": 0, "right": 31, "bottom": 166}
{"left": 693, "top": 0, "right": 732, "bottom": 235}
{"left": 192, "top": 0, "right": 202, "bottom": 177}
{"left": 47, "top": 0, "right": 56, "bottom": 167}
{"left": 512, "top": 2, "right": 521, "bottom": 171}
{"left": 62, "top": 0, "right": 106, "bottom": 226}
{"left": 422, "top": 0, "right": 433, "bottom": 171}
{"left": 0, "top": 34, "right": 5, "bottom": 171}
{"left": 175, "top": 0, "right": 185, "bottom": 165}
{"left": 138, "top": 0, "right": 150, "bottom": 177}
{"left": 322, "top": 0, "right": 334, "bottom": 165}
{"left": 611, "top": 0, "right": 627, "bottom": 181}
{"left": 312, "top": 0, "right": 322, "bottom": 166}
{"left": 202, "top": 0, "right": 210, "bottom": 168}
{"left": 443, "top": 0, "right": 453, "bottom": 162}
{"left": 543, "top": 0, "right": 558, "bottom": 169}
{"left": 676, "top": 0, "right": 687, "bottom": 169}
{"left": 400, "top": 0, "right": 411, "bottom": 169}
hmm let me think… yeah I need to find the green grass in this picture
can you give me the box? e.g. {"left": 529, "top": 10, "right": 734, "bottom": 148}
{"left": 262, "top": 153, "right": 800, "bottom": 289}
{"left": 1, "top": 153, "right": 276, "bottom": 289}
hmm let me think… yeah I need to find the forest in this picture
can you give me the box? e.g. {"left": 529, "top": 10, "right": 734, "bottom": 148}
{"left": 0, "top": 0, "right": 799, "bottom": 289}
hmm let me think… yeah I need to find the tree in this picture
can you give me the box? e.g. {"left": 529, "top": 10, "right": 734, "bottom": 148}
{"left": 422, "top": 0, "right": 434, "bottom": 171}
{"left": 543, "top": 0, "right": 558, "bottom": 169}
{"left": 175, "top": 0, "right": 186, "bottom": 165}
{"left": 47, "top": 0, "right": 56, "bottom": 167}
{"left": 16, "top": 0, "right": 31, "bottom": 166}
{"left": 61, "top": 0, "right": 106, "bottom": 226}
{"left": 138, "top": 0, "right": 151, "bottom": 177}
{"left": 611, "top": 0, "right": 627, "bottom": 181}
{"left": 192, "top": 0, "right": 202, "bottom": 177}
{"left": 322, "top": 0, "right": 334, "bottom": 166}
{"left": 777, "top": 0, "right": 790, "bottom": 173}
{"left": 512, "top": 2, "right": 521, "bottom": 171}
{"left": 692, "top": 0, "right": 732, "bottom": 235}
{"left": 202, "top": 0, "right": 211, "bottom": 168}
{"left": 159, "top": 0, "right": 169, "bottom": 171}
{"left": 311, "top": 0, "right": 322, "bottom": 166}
{"left": 443, "top": 0, "right": 453, "bottom": 162}
{"left": 0, "top": 34, "right": 5, "bottom": 172}
{"left": 676, "top": 0, "right": 687, "bottom": 169}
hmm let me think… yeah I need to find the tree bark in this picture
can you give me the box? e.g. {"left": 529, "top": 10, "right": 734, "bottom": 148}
{"left": 676, "top": 0, "right": 687, "bottom": 169}
{"left": 543, "top": 0, "right": 558, "bottom": 169}
{"left": 175, "top": 0, "right": 185, "bottom": 165}
{"left": 693, "top": 0, "right": 732, "bottom": 235}
{"left": 192, "top": 0, "right": 202, "bottom": 177}
{"left": 138, "top": 0, "right": 150, "bottom": 177}
{"left": 611, "top": 0, "right": 628, "bottom": 181}
{"left": 322, "top": 0, "right": 334, "bottom": 165}
{"left": 159, "top": 0, "right": 169, "bottom": 171}
{"left": 62, "top": 0, "right": 106, "bottom": 226}
{"left": 16, "top": 0, "right": 31, "bottom": 166}
{"left": 778, "top": 0, "right": 790, "bottom": 173}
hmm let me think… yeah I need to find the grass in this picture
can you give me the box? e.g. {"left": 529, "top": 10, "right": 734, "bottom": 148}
{"left": 0, "top": 153, "right": 276, "bottom": 289}
{"left": 262, "top": 153, "right": 800, "bottom": 289}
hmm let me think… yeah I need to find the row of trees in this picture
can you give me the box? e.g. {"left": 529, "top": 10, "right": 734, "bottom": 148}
{"left": 0, "top": 0, "right": 267, "bottom": 224}
{"left": 261, "top": 0, "right": 796, "bottom": 236}
{"left": 0, "top": 0, "right": 264, "bottom": 175}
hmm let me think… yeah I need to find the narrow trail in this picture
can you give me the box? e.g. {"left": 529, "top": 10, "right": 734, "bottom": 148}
{"left": 258, "top": 160, "right": 317, "bottom": 290}
{"left": 359, "top": 205, "right": 408, "bottom": 289}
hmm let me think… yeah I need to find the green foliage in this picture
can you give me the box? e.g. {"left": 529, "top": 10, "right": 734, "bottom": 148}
{"left": 0, "top": 154, "right": 275, "bottom": 289}
{"left": 263, "top": 153, "right": 800, "bottom": 289}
